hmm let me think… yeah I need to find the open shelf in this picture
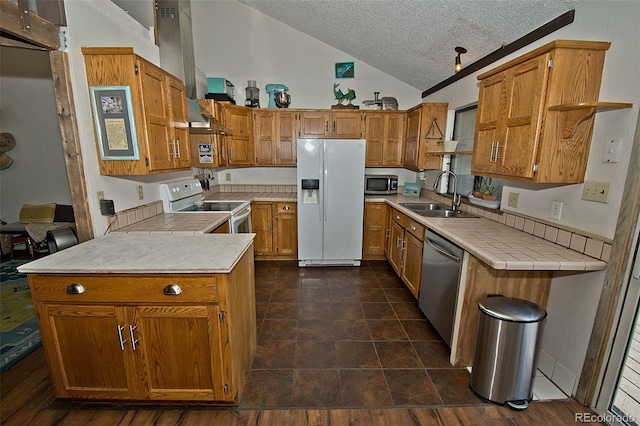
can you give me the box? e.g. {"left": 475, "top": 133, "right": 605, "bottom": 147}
{"left": 548, "top": 102, "right": 633, "bottom": 138}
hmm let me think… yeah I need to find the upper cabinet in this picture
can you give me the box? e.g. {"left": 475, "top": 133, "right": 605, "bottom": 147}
{"left": 82, "top": 47, "right": 191, "bottom": 175}
{"left": 404, "top": 103, "right": 449, "bottom": 170}
{"left": 471, "top": 40, "right": 629, "bottom": 184}
{"left": 222, "top": 104, "right": 254, "bottom": 166}
{"left": 254, "top": 110, "right": 296, "bottom": 166}
{"left": 364, "top": 112, "right": 405, "bottom": 167}
{"left": 297, "top": 110, "right": 364, "bottom": 139}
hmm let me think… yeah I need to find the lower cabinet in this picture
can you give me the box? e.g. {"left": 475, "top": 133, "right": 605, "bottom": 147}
{"left": 362, "top": 203, "right": 388, "bottom": 259}
{"left": 251, "top": 202, "right": 297, "bottom": 259}
{"left": 29, "top": 249, "right": 256, "bottom": 402}
{"left": 386, "top": 208, "right": 424, "bottom": 298}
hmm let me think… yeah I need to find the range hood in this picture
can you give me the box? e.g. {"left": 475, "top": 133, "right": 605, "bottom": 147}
{"left": 156, "top": 0, "right": 230, "bottom": 135}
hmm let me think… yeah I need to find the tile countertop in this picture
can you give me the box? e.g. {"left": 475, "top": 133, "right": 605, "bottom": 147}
{"left": 115, "top": 212, "right": 230, "bottom": 234}
{"left": 366, "top": 194, "right": 607, "bottom": 272}
{"left": 204, "top": 192, "right": 297, "bottom": 202}
{"left": 18, "top": 233, "right": 255, "bottom": 274}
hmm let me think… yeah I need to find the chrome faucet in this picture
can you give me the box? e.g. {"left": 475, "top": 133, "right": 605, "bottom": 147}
{"left": 433, "top": 170, "right": 461, "bottom": 211}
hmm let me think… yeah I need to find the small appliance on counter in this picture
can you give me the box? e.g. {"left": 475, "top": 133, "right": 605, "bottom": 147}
{"left": 266, "top": 84, "right": 290, "bottom": 108}
{"left": 364, "top": 174, "right": 398, "bottom": 195}
{"left": 206, "top": 77, "right": 235, "bottom": 103}
{"left": 245, "top": 80, "right": 259, "bottom": 107}
{"left": 403, "top": 182, "right": 422, "bottom": 197}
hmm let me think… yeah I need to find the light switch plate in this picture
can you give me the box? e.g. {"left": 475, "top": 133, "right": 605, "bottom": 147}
{"left": 137, "top": 185, "right": 144, "bottom": 200}
{"left": 602, "top": 139, "right": 621, "bottom": 163}
{"left": 582, "top": 181, "right": 610, "bottom": 203}
{"left": 507, "top": 192, "right": 519, "bottom": 208}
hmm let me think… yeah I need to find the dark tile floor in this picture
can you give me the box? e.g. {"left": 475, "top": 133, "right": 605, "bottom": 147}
{"left": 240, "top": 260, "right": 485, "bottom": 409}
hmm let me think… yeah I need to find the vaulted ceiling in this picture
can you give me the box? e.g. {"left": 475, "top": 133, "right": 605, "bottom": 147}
{"left": 238, "top": 0, "right": 577, "bottom": 90}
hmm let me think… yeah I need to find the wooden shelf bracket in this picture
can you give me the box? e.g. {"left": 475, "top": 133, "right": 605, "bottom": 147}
{"left": 548, "top": 102, "right": 633, "bottom": 139}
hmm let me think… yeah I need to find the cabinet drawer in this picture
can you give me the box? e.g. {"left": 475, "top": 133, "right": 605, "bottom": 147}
{"left": 405, "top": 219, "right": 425, "bottom": 240}
{"left": 276, "top": 202, "right": 296, "bottom": 214}
{"left": 391, "top": 209, "right": 407, "bottom": 227}
{"left": 29, "top": 274, "right": 218, "bottom": 304}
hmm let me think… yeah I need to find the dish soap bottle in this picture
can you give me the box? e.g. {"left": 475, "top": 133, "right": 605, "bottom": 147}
{"left": 245, "top": 80, "right": 259, "bottom": 108}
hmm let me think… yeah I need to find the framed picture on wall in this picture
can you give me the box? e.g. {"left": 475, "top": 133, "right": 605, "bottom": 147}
{"left": 89, "top": 86, "right": 139, "bottom": 160}
{"left": 335, "top": 62, "right": 355, "bottom": 79}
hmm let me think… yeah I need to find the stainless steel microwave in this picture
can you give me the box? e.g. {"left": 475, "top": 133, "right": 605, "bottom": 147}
{"left": 365, "top": 175, "right": 398, "bottom": 195}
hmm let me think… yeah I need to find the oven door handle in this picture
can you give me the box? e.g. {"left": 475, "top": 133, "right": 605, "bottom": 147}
{"left": 232, "top": 207, "right": 251, "bottom": 223}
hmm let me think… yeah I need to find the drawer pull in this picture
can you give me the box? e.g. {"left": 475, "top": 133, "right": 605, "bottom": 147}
{"left": 395, "top": 215, "right": 400, "bottom": 220}
{"left": 163, "top": 284, "right": 182, "bottom": 296}
{"left": 410, "top": 225, "right": 416, "bottom": 231}
{"left": 117, "top": 325, "right": 127, "bottom": 351}
{"left": 283, "top": 205, "right": 290, "bottom": 210}
{"left": 66, "top": 283, "right": 85, "bottom": 294}
{"left": 129, "top": 325, "right": 139, "bottom": 351}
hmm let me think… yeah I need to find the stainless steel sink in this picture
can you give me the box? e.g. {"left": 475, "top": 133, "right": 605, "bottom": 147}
{"left": 399, "top": 203, "right": 480, "bottom": 219}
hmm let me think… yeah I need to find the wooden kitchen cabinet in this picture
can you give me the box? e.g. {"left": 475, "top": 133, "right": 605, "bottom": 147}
{"left": 253, "top": 110, "right": 296, "bottom": 166}
{"left": 364, "top": 112, "right": 405, "bottom": 167}
{"left": 471, "top": 40, "right": 612, "bottom": 183}
{"left": 251, "top": 202, "right": 297, "bottom": 259}
{"left": 386, "top": 208, "right": 424, "bottom": 298}
{"left": 222, "top": 104, "right": 254, "bottom": 166}
{"left": 404, "top": 103, "right": 449, "bottom": 170}
{"left": 82, "top": 47, "right": 191, "bottom": 175}
{"left": 29, "top": 248, "right": 256, "bottom": 402}
{"left": 192, "top": 99, "right": 227, "bottom": 167}
{"left": 362, "top": 202, "right": 388, "bottom": 259}
{"left": 297, "top": 110, "right": 364, "bottom": 139}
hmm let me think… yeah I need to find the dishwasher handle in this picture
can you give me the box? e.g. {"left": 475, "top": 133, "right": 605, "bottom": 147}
{"left": 425, "top": 237, "right": 461, "bottom": 263}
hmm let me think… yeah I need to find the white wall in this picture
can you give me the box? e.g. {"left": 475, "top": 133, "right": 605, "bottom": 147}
{"left": 190, "top": 1, "right": 422, "bottom": 110}
{"left": 63, "top": 0, "right": 192, "bottom": 236}
{"left": 423, "top": 1, "right": 640, "bottom": 394}
{"left": 0, "top": 47, "right": 72, "bottom": 223}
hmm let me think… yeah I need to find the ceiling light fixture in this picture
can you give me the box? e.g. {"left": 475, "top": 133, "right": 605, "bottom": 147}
{"left": 455, "top": 46, "right": 467, "bottom": 73}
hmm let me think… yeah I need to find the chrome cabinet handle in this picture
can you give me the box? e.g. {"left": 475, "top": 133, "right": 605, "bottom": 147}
{"left": 117, "top": 325, "right": 127, "bottom": 351}
{"left": 489, "top": 141, "right": 496, "bottom": 162}
{"left": 129, "top": 325, "right": 138, "bottom": 351}
{"left": 66, "top": 283, "right": 85, "bottom": 294}
{"left": 494, "top": 142, "right": 501, "bottom": 162}
{"left": 410, "top": 225, "right": 416, "bottom": 231}
{"left": 283, "top": 205, "right": 290, "bottom": 211}
{"left": 396, "top": 236, "right": 402, "bottom": 248}
{"left": 325, "top": 121, "right": 329, "bottom": 132}
{"left": 163, "top": 284, "right": 182, "bottom": 295}
{"left": 395, "top": 215, "right": 400, "bottom": 220}
{"left": 175, "top": 140, "right": 181, "bottom": 158}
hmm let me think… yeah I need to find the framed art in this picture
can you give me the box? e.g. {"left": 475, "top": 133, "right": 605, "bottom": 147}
{"left": 335, "top": 62, "right": 355, "bottom": 79}
{"left": 89, "top": 86, "right": 139, "bottom": 160}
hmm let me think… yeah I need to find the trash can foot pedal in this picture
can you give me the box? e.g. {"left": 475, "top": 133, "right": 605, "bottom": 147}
{"left": 506, "top": 400, "right": 529, "bottom": 410}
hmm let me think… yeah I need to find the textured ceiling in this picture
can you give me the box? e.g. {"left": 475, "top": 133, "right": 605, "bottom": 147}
{"left": 238, "top": 0, "right": 576, "bottom": 90}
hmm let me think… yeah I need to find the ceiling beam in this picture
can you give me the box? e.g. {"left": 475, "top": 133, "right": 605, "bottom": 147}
{"left": 422, "top": 9, "right": 575, "bottom": 98}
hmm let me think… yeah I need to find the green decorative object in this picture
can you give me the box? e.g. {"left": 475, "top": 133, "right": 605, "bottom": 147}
{"left": 332, "top": 83, "right": 358, "bottom": 109}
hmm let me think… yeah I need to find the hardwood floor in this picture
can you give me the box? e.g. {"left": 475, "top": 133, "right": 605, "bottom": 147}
{"left": 0, "top": 260, "right": 604, "bottom": 425}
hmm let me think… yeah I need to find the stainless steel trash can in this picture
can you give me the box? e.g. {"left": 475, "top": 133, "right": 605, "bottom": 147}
{"left": 469, "top": 296, "right": 546, "bottom": 410}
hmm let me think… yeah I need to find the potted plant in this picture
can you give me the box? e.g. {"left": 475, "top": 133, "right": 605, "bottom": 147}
{"left": 473, "top": 177, "right": 500, "bottom": 200}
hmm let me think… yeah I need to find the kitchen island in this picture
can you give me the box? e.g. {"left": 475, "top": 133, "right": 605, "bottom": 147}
{"left": 19, "top": 233, "right": 256, "bottom": 403}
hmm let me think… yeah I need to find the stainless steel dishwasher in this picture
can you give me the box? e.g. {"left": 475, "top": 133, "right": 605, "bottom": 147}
{"left": 418, "top": 229, "right": 464, "bottom": 347}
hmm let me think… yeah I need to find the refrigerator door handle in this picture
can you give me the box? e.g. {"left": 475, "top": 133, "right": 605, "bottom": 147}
{"left": 323, "top": 142, "right": 328, "bottom": 222}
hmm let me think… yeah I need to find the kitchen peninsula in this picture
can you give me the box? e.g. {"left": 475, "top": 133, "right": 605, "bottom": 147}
{"left": 18, "top": 233, "right": 256, "bottom": 403}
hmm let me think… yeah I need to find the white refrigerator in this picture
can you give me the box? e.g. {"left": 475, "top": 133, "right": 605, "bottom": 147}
{"left": 297, "top": 138, "right": 366, "bottom": 266}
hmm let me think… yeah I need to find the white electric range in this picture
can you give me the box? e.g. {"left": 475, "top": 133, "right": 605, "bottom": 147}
{"left": 159, "top": 178, "right": 252, "bottom": 234}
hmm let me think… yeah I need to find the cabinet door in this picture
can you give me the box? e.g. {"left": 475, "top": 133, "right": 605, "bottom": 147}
{"left": 277, "top": 111, "right": 297, "bottom": 165}
{"left": 138, "top": 60, "right": 173, "bottom": 171}
{"left": 275, "top": 203, "right": 297, "bottom": 255}
{"left": 298, "top": 111, "right": 330, "bottom": 138}
{"left": 190, "top": 133, "right": 219, "bottom": 168}
{"left": 133, "top": 305, "right": 229, "bottom": 401}
{"left": 363, "top": 203, "right": 387, "bottom": 257}
{"left": 497, "top": 54, "right": 549, "bottom": 178}
{"left": 224, "top": 106, "right": 254, "bottom": 166}
{"left": 364, "top": 113, "right": 384, "bottom": 166}
{"left": 384, "top": 113, "right": 405, "bottom": 166}
{"left": 251, "top": 202, "right": 274, "bottom": 254}
{"left": 388, "top": 220, "right": 404, "bottom": 275}
{"left": 167, "top": 75, "right": 191, "bottom": 168}
{"left": 404, "top": 109, "right": 420, "bottom": 169}
{"left": 417, "top": 104, "right": 447, "bottom": 170}
{"left": 37, "top": 304, "right": 139, "bottom": 399}
{"left": 401, "top": 232, "right": 423, "bottom": 299}
{"left": 331, "top": 111, "right": 363, "bottom": 138}
{"left": 253, "top": 110, "right": 275, "bottom": 165}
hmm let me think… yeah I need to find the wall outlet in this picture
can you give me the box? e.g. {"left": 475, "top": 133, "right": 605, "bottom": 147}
{"left": 602, "top": 139, "right": 621, "bottom": 163}
{"left": 96, "top": 191, "right": 104, "bottom": 202}
{"left": 137, "top": 185, "right": 144, "bottom": 200}
{"left": 550, "top": 200, "right": 563, "bottom": 220}
{"left": 225, "top": 172, "right": 231, "bottom": 182}
{"left": 507, "top": 192, "right": 519, "bottom": 208}
{"left": 582, "top": 181, "right": 610, "bottom": 203}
